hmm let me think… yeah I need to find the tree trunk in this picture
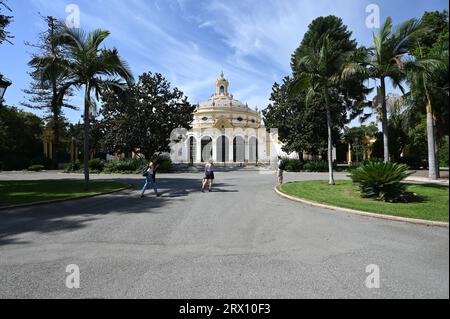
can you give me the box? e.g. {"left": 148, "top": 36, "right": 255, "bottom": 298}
{"left": 433, "top": 114, "right": 440, "bottom": 179}
{"left": 52, "top": 112, "right": 59, "bottom": 169}
{"left": 426, "top": 100, "right": 438, "bottom": 180}
{"left": 380, "top": 77, "right": 389, "bottom": 163}
{"left": 83, "top": 83, "right": 91, "bottom": 188}
{"left": 51, "top": 89, "right": 60, "bottom": 169}
{"left": 324, "top": 90, "right": 335, "bottom": 185}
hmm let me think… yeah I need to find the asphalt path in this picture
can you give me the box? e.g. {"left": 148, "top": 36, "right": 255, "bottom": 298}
{"left": 0, "top": 170, "right": 448, "bottom": 298}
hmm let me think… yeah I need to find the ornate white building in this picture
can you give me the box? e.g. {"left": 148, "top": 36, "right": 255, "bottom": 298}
{"left": 171, "top": 73, "right": 282, "bottom": 165}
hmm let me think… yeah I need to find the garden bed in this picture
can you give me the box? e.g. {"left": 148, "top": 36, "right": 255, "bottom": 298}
{"left": 280, "top": 180, "right": 449, "bottom": 222}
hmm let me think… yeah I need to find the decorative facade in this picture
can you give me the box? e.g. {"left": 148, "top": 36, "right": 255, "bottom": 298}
{"left": 171, "top": 73, "right": 279, "bottom": 165}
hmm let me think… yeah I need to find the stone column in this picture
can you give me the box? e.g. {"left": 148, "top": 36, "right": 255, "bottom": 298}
{"left": 212, "top": 137, "right": 218, "bottom": 163}
{"left": 245, "top": 137, "right": 250, "bottom": 163}
{"left": 196, "top": 136, "right": 202, "bottom": 163}
{"left": 43, "top": 141, "right": 48, "bottom": 158}
{"left": 347, "top": 143, "right": 352, "bottom": 165}
{"left": 229, "top": 136, "right": 234, "bottom": 163}
{"left": 49, "top": 142, "right": 53, "bottom": 160}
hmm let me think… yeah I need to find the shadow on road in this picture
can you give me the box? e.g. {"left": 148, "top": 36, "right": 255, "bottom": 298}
{"left": 0, "top": 177, "right": 238, "bottom": 246}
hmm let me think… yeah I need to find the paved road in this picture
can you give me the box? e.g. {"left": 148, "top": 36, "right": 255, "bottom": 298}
{"left": 0, "top": 170, "right": 448, "bottom": 298}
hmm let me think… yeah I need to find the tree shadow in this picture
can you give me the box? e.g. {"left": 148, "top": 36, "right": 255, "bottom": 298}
{"left": 0, "top": 177, "right": 238, "bottom": 246}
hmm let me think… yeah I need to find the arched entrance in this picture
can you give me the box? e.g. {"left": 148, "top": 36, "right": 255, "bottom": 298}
{"left": 216, "top": 135, "right": 229, "bottom": 163}
{"left": 233, "top": 136, "right": 245, "bottom": 162}
{"left": 201, "top": 136, "right": 213, "bottom": 162}
{"left": 249, "top": 137, "right": 258, "bottom": 163}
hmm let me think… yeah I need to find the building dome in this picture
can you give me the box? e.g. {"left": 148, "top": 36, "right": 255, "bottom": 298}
{"left": 193, "top": 72, "right": 260, "bottom": 129}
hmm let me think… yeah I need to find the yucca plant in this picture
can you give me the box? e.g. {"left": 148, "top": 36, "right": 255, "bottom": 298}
{"left": 351, "top": 161, "right": 413, "bottom": 202}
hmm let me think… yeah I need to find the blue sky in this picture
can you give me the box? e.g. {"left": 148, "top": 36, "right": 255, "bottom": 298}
{"left": 1, "top": 0, "right": 448, "bottom": 124}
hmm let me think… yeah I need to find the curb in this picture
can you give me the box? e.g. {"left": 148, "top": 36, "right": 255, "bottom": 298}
{"left": 0, "top": 184, "right": 132, "bottom": 212}
{"left": 274, "top": 186, "right": 449, "bottom": 228}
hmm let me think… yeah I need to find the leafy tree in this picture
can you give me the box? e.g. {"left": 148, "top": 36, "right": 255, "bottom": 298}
{"left": 263, "top": 76, "right": 342, "bottom": 157}
{"left": 410, "top": 11, "right": 449, "bottom": 57}
{"left": 0, "top": 105, "right": 44, "bottom": 170}
{"left": 291, "top": 16, "right": 356, "bottom": 76}
{"left": 23, "top": 16, "right": 76, "bottom": 167}
{"left": 290, "top": 16, "right": 369, "bottom": 185}
{"left": 0, "top": 0, "right": 13, "bottom": 45}
{"left": 32, "top": 27, "right": 134, "bottom": 188}
{"left": 101, "top": 72, "right": 195, "bottom": 160}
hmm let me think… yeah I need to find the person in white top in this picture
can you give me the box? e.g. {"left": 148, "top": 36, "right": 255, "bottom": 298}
{"left": 202, "top": 160, "right": 215, "bottom": 193}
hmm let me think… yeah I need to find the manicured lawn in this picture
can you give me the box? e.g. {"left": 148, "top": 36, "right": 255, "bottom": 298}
{"left": 280, "top": 180, "right": 449, "bottom": 222}
{"left": 0, "top": 180, "right": 130, "bottom": 207}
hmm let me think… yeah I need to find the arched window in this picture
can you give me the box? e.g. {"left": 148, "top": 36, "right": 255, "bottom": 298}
{"left": 220, "top": 86, "right": 225, "bottom": 95}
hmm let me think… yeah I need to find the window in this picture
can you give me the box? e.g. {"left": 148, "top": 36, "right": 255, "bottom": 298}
{"left": 202, "top": 117, "right": 208, "bottom": 121}
{"left": 220, "top": 86, "right": 225, "bottom": 95}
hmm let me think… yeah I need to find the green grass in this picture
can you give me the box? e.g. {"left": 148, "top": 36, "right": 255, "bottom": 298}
{"left": 280, "top": 180, "right": 449, "bottom": 222}
{"left": 0, "top": 180, "right": 130, "bottom": 207}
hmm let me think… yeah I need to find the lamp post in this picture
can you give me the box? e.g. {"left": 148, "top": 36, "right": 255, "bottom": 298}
{"left": 0, "top": 74, "right": 12, "bottom": 106}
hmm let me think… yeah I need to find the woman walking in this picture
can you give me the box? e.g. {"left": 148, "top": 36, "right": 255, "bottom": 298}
{"left": 277, "top": 156, "right": 285, "bottom": 186}
{"left": 202, "top": 160, "right": 215, "bottom": 193}
{"left": 141, "top": 159, "right": 161, "bottom": 198}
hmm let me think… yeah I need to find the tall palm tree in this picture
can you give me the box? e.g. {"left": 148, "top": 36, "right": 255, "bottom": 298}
{"left": 290, "top": 35, "right": 352, "bottom": 185}
{"left": 404, "top": 44, "right": 448, "bottom": 180}
{"left": 367, "top": 17, "right": 426, "bottom": 162}
{"left": 34, "top": 27, "right": 134, "bottom": 187}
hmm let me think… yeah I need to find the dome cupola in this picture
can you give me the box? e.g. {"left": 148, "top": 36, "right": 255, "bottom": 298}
{"left": 215, "top": 71, "right": 229, "bottom": 97}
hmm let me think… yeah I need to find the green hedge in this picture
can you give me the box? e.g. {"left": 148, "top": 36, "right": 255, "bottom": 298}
{"left": 280, "top": 159, "right": 331, "bottom": 172}
{"left": 28, "top": 164, "right": 45, "bottom": 172}
{"left": 65, "top": 160, "right": 81, "bottom": 173}
{"left": 103, "top": 158, "right": 148, "bottom": 174}
{"left": 303, "top": 160, "right": 329, "bottom": 172}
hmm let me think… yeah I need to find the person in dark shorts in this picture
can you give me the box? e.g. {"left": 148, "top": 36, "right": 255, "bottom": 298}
{"left": 202, "top": 160, "right": 215, "bottom": 193}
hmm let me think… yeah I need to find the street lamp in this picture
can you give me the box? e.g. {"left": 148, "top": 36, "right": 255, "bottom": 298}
{"left": 0, "top": 74, "right": 12, "bottom": 105}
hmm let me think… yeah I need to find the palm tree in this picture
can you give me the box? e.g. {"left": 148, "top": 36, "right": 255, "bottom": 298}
{"left": 404, "top": 44, "right": 448, "bottom": 180}
{"left": 290, "top": 35, "right": 352, "bottom": 185}
{"left": 367, "top": 17, "right": 426, "bottom": 162}
{"left": 33, "top": 27, "right": 134, "bottom": 187}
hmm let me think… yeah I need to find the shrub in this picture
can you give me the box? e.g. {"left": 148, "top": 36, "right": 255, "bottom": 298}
{"left": 65, "top": 160, "right": 81, "bottom": 173}
{"left": 284, "top": 159, "right": 303, "bottom": 172}
{"left": 30, "top": 155, "right": 52, "bottom": 169}
{"left": 351, "top": 161, "right": 413, "bottom": 202}
{"left": 156, "top": 156, "right": 174, "bottom": 173}
{"left": 28, "top": 164, "right": 45, "bottom": 172}
{"left": 103, "top": 158, "right": 148, "bottom": 174}
{"left": 303, "top": 160, "right": 329, "bottom": 172}
{"left": 88, "top": 158, "right": 105, "bottom": 171}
